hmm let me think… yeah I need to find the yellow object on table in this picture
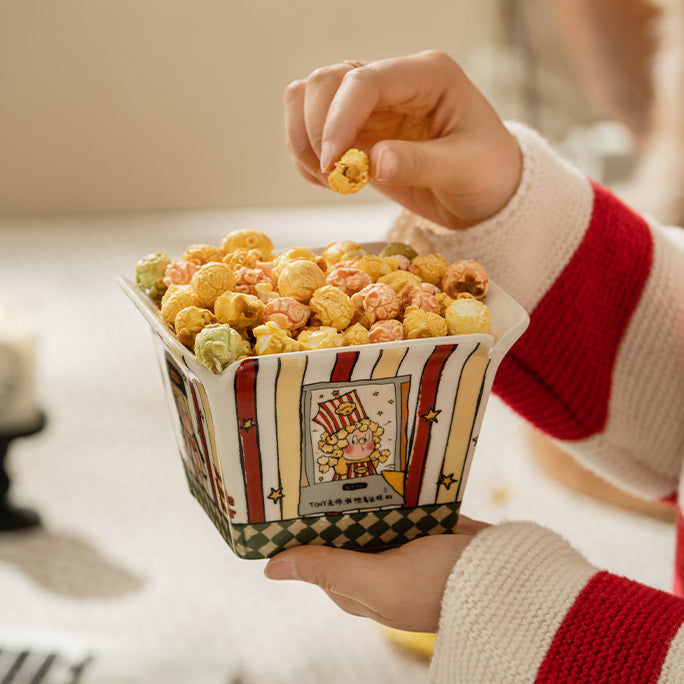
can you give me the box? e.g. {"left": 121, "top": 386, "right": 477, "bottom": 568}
{"left": 382, "top": 627, "right": 436, "bottom": 660}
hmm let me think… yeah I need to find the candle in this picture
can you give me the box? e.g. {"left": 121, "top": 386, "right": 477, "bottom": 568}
{"left": 0, "top": 298, "right": 40, "bottom": 434}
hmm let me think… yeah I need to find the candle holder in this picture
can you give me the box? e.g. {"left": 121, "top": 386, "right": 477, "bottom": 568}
{"left": 0, "top": 410, "right": 45, "bottom": 531}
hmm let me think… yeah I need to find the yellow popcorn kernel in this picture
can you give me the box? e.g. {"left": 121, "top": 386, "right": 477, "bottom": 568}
{"left": 160, "top": 285, "right": 205, "bottom": 324}
{"left": 410, "top": 254, "right": 450, "bottom": 286}
{"left": 221, "top": 229, "right": 273, "bottom": 261}
{"left": 343, "top": 323, "right": 371, "bottom": 346}
{"left": 354, "top": 254, "right": 393, "bottom": 281}
{"left": 214, "top": 291, "right": 265, "bottom": 330}
{"left": 181, "top": 243, "right": 225, "bottom": 266}
{"left": 297, "top": 326, "right": 346, "bottom": 350}
{"left": 174, "top": 306, "right": 218, "bottom": 349}
{"left": 445, "top": 295, "right": 492, "bottom": 335}
{"left": 309, "top": 285, "right": 354, "bottom": 330}
{"left": 377, "top": 270, "right": 423, "bottom": 295}
{"left": 222, "top": 248, "right": 262, "bottom": 270}
{"left": 321, "top": 240, "right": 362, "bottom": 266}
{"left": 191, "top": 262, "right": 236, "bottom": 307}
{"left": 403, "top": 305, "right": 448, "bottom": 339}
{"left": 273, "top": 246, "right": 327, "bottom": 280}
{"left": 253, "top": 321, "right": 301, "bottom": 356}
{"left": 328, "top": 148, "right": 369, "bottom": 195}
{"left": 277, "top": 260, "right": 327, "bottom": 303}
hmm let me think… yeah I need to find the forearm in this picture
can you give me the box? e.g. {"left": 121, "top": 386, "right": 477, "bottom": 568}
{"left": 389, "top": 123, "right": 684, "bottom": 500}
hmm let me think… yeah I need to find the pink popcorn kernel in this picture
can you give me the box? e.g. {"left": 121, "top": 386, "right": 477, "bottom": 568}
{"left": 263, "top": 296, "right": 311, "bottom": 331}
{"left": 400, "top": 285, "right": 440, "bottom": 314}
{"left": 163, "top": 260, "right": 200, "bottom": 287}
{"left": 350, "top": 283, "right": 401, "bottom": 324}
{"left": 234, "top": 266, "right": 273, "bottom": 295}
{"left": 326, "top": 264, "right": 372, "bottom": 296}
{"left": 368, "top": 319, "right": 404, "bottom": 343}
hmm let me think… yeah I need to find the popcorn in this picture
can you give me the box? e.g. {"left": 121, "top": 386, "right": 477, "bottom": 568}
{"left": 410, "top": 254, "right": 450, "bottom": 286}
{"left": 351, "top": 283, "right": 401, "bottom": 324}
{"left": 163, "top": 259, "right": 200, "bottom": 288}
{"left": 174, "top": 306, "right": 217, "bottom": 349}
{"left": 309, "top": 285, "right": 354, "bottom": 330}
{"left": 326, "top": 264, "right": 372, "bottom": 296}
{"left": 354, "top": 255, "right": 393, "bottom": 281}
{"left": 328, "top": 148, "right": 369, "bottom": 195}
{"left": 403, "top": 305, "right": 448, "bottom": 339}
{"left": 379, "top": 242, "right": 418, "bottom": 261}
{"left": 377, "top": 270, "right": 423, "bottom": 295}
{"left": 322, "top": 240, "right": 362, "bottom": 265}
{"left": 297, "top": 326, "right": 346, "bottom": 350}
{"left": 136, "top": 252, "right": 172, "bottom": 299}
{"left": 214, "top": 291, "right": 265, "bottom": 330}
{"left": 263, "top": 296, "right": 311, "bottom": 331}
{"left": 445, "top": 295, "right": 492, "bottom": 335}
{"left": 135, "top": 233, "right": 494, "bottom": 373}
{"left": 160, "top": 285, "right": 205, "bottom": 324}
{"left": 182, "top": 244, "right": 225, "bottom": 266}
{"left": 368, "top": 319, "right": 404, "bottom": 343}
{"left": 191, "top": 262, "right": 236, "bottom": 307}
{"left": 194, "top": 323, "right": 248, "bottom": 374}
{"left": 253, "top": 321, "right": 301, "bottom": 356}
{"left": 277, "top": 260, "right": 326, "bottom": 303}
{"left": 343, "top": 323, "right": 371, "bottom": 346}
{"left": 221, "top": 229, "right": 273, "bottom": 261}
{"left": 441, "top": 259, "right": 489, "bottom": 299}
{"left": 400, "top": 285, "right": 440, "bottom": 314}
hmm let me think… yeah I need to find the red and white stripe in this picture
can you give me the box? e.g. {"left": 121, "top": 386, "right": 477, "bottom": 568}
{"left": 390, "top": 123, "right": 684, "bottom": 682}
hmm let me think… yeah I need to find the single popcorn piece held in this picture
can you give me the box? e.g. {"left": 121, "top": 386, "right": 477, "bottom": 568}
{"left": 221, "top": 229, "right": 273, "bottom": 261}
{"left": 160, "top": 285, "right": 205, "bottom": 324}
{"left": 309, "top": 285, "right": 354, "bottom": 330}
{"left": 263, "top": 296, "right": 311, "bottom": 331}
{"left": 368, "top": 319, "right": 404, "bottom": 343}
{"left": 403, "top": 305, "right": 448, "bottom": 339}
{"left": 328, "top": 148, "right": 369, "bottom": 195}
{"left": 182, "top": 244, "right": 225, "bottom": 266}
{"left": 194, "top": 323, "right": 248, "bottom": 374}
{"left": 445, "top": 294, "right": 492, "bottom": 335}
{"left": 351, "top": 283, "right": 401, "bottom": 324}
{"left": 191, "top": 261, "right": 236, "bottom": 307}
{"left": 136, "top": 252, "right": 172, "bottom": 299}
{"left": 277, "top": 260, "right": 326, "bottom": 303}
{"left": 253, "top": 321, "right": 301, "bottom": 356}
{"left": 214, "top": 291, "right": 265, "bottom": 330}
{"left": 174, "top": 306, "right": 217, "bottom": 349}
{"left": 297, "top": 326, "right": 346, "bottom": 350}
{"left": 441, "top": 259, "right": 489, "bottom": 299}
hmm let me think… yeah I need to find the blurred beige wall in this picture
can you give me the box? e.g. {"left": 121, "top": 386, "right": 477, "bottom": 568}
{"left": 0, "top": 1, "right": 508, "bottom": 215}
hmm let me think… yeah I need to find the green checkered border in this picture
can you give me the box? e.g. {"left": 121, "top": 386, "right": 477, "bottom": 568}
{"left": 184, "top": 467, "right": 461, "bottom": 560}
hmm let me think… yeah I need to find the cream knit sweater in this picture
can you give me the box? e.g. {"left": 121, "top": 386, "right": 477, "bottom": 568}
{"left": 389, "top": 124, "right": 684, "bottom": 683}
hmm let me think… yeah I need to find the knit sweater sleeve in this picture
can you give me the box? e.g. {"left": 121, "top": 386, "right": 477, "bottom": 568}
{"left": 429, "top": 522, "right": 684, "bottom": 683}
{"left": 388, "top": 122, "right": 684, "bottom": 501}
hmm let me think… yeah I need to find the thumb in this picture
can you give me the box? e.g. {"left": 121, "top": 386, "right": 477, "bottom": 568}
{"left": 371, "top": 138, "right": 461, "bottom": 189}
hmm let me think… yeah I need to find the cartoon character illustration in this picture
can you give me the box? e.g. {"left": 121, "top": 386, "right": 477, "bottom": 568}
{"left": 313, "top": 391, "right": 391, "bottom": 480}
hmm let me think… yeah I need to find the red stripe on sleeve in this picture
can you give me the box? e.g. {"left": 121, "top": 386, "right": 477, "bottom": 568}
{"left": 494, "top": 182, "right": 653, "bottom": 440}
{"left": 673, "top": 508, "right": 684, "bottom": 597}
{"left": 535, "top": 571, "right": 684, "bottom": 683}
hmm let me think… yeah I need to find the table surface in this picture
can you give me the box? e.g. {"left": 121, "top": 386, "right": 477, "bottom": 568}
{"left": 0, "top": 203, "right": 675, "bottom": 683}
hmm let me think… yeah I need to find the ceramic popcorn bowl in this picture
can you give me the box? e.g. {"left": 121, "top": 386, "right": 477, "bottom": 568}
{"left": 119, "top": 243, "right": 528, "bottom": 559}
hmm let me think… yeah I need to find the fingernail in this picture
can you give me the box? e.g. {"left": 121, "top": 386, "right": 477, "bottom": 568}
{"left": 375, "top": 148, "right": 398, "bottom": 181}
{"left": 264, "top": 560, "right": 297, "bottom": 581}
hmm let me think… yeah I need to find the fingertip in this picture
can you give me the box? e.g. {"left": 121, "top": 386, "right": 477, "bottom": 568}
{"left": 264, "top": 559, "right": 298, "bottom": 581}
{"left": 372, "top": 145, "right": 399, "bottom": 182}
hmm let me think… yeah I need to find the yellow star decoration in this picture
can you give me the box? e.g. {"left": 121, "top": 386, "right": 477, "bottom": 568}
{"left": 439, "top": 472, "right": 456, "bottom": 489}
{"left": 240, "top": 417, "right": 256, "bottom": 431}
{"left": 422, "top": 408, "right": 441, "bottom": 423}
{"left": 268, "top": 487, "right": 284, "bottom": 503}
